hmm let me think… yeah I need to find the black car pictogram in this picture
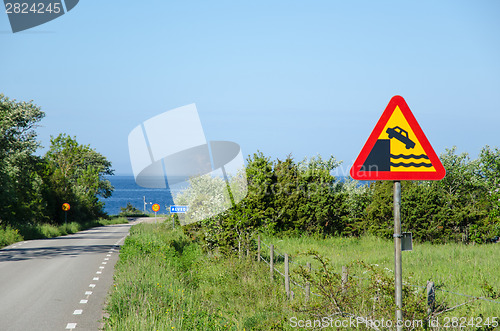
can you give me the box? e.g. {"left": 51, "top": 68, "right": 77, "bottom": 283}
{"left": 386, "top": 126, "right": 416, "bottom": 149}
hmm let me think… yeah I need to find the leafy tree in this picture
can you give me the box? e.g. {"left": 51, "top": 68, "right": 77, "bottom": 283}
{"left": 478, "top": 146, "right": 500, "bottom": 218}
{"left": 43, "top": 134, "right": 114, "bottom": 223}
{"left": 281, "top": 155, "right": 346, "bottom": 236}
{"left": 341, "top": 177, "right": 372, "bottom": 236}
{"left": 365, "top": 181, "right": 393, "bottom": 238}
{"left": 0, "top": 94, "right": 46, "bottom": 225}
{"left": 436, "top": 148, "right": 489, "bottom": 242}
{"left": 119, "top": 202, "right": 143, "bottom": 216}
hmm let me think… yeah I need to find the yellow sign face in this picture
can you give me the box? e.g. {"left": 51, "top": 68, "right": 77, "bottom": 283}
{"left": 62, "top": 203, "right": 71, "bottom": 211}
{"left": 152, "top": 203, "right": 160, "bottom": 212}
{"left": 377, "top": 106, "right": 435, "bottom": 173}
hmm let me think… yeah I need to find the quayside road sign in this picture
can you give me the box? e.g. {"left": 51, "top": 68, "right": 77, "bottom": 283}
{"left": 350, "top": 95, "right": 445, "bottom": 181}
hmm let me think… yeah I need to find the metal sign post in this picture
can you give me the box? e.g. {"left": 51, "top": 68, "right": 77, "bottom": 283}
{"left": 62, "top": 203, "right": 71, "bottom": 224}
{"left": 152, "top": 203, "right": 160, "bottom": 224}
{"left": 170, "top": 206, "right": 188, "bottom": 228}
{"left": 394, "top": 181, "right": 403, "bottom": 330}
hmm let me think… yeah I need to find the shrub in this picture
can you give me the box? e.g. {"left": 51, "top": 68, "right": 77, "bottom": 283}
{"left": 0, "top": 226, "right": 24, "bottom": 247}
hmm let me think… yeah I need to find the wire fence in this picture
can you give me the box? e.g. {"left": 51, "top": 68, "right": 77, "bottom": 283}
{"left": 258, "top": 237, "right": 500, "bottom": 306}
{"left": 260, "top": 254, "right": 320, "bottom": 296}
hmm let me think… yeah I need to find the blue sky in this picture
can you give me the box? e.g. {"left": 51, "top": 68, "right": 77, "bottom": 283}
{"left": 1, "top": 1, "right": 499, "bottom": 175}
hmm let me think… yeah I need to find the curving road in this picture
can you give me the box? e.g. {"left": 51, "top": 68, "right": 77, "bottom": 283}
{"left": 0, "top": 222, "right": 138, "bottom": 331}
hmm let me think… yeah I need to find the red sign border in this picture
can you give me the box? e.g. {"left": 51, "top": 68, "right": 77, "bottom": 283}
{"left": 350, "top": 95, "right": 445, "bottom": 181}
{"left": 152, "top": 203, "right": 160, "bottom": 212}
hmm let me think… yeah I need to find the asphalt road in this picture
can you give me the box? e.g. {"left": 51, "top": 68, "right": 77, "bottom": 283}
{"left": 0, "top": 221, "right": 141, "bottom": 331}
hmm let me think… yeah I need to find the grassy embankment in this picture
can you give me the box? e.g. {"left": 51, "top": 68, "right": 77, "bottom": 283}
{"left": 0, "top": 217, "right": 129, "bottom": 248}
{"left": 104, "top": 224, "right": 499, "bottom": 330}
{"left": 104, "top": 223, "right": 301, "bottom": 330}
{"left": 262, "top": 234, "right": 500, "bottom": 318}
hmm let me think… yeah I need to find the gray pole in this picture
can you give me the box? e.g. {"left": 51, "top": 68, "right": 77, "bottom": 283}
{"left": 305, "top": 262, "right": 311, "bottom": 302}
{"left": 270, "top": 244, "right": 274, "bottom": 280}
{"left": 285, "top": 253, "right": 290, "bottom": 298}
{"left": 394, "top": 181, "right": 403, "bottom": 330}
{"left": 257, "top": 235, "right": 261, "bottom": 262}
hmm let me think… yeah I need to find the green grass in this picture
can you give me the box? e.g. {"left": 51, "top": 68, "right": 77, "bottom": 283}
{"left": 0, "top": 217, "right": 129, "bottom": 248}
{"left": 261, "top": 234, "right": 500, "bottom": 318}
{"left": 104, "top": 224, "right": 304, "bottom": 330}
{"left": 105, "top": 227, "right": 499, "bottom": 330}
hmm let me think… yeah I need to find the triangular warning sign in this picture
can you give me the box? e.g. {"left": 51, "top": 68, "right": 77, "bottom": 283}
{"left": 350, "top": 96, "right": 445, "bottom": 181}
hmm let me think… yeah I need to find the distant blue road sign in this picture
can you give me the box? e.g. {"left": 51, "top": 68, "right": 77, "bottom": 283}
{"left": 170, "top": 205, "right": 188, "bottom": 213}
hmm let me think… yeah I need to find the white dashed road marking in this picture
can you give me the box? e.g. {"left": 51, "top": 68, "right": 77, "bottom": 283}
{"left": 63, "top": 234, "right": 127, "bottom": 330}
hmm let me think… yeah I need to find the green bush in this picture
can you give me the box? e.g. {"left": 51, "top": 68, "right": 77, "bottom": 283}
{"left": 118, "top": 202, "right": 147, "bottom": 217}
{"left": 59, "top": 222, "right": 81, "bottom": 235}
{"left": 38, "top": 224, "right": 62, "bottom": 238}
{"left": 0, "top": 226, "right": 24, "bottom": 247}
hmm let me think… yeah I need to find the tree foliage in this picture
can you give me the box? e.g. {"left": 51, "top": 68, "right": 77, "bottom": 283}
{"left": 0, "top": 94, "right": 46, "bottom": 225}
{"left": 184, "top": 152, "right": 348, "bottom": 254}
{"left": 43, "top": 134, "right": 114, "bottom": 223}
{"left": 364, "top": 147, "right": 500, "bottom": 244}
{"left": 0, "top": 94, "right": 114, "bottom": 227}
{"left": 185, "top": 147, "right": 500, "bottom": 254}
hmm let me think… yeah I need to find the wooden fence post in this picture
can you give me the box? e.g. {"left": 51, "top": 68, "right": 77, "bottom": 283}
{"left": 285, "top": 253, "right": 290, "bottom": 298}
{"left": 257, "top": 235, "right": 261, "bottom": 262}
{"left": 270, "top": 244, "right": 274, "bottom": 280}
{"left": 305, "top": 262, "right": 311, "bottom": 302}
{"left": 427, "top": 281, "right": 435, "bottom": 315}
{"left": 341, "top": 266, "right": 348, "bottom": 294}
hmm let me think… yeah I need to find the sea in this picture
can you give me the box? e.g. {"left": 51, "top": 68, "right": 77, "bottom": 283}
{"left": 101, "top": 175, "right": 371, "bottom": 216}
{"left": 101, "top": 176, "right": 176, "bottom": 215}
